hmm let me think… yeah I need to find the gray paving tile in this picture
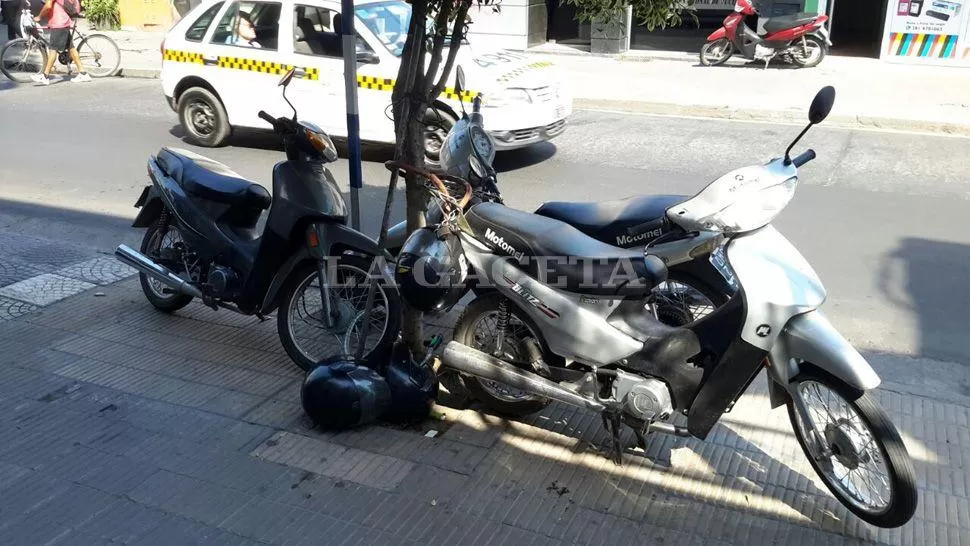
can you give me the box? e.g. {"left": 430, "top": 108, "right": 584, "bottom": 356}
{"left": 0, "top": 273, "right": 96, "bottom": 306}
{"left": 131, "top": 515, "right": 262, "bottom": 546}
{"left": 201, "top": 389, "right": 267, "bottom": 418}
{"left": 55, "top": 256, "right": 136, "bottom": 286}
{"left": 0, "top": 510, "right": 73, "bottom": 544}
{"left": 251, "top": 431, "right": 416, "bottom": 491}
{"left": 129, "top": 470, "right": 253, "bottom": 526}
{"left": 0, "top": 295, "right": 37, "bottom": 320}
{"left": 62, "top": 499, "right": 166, "bottom": 544}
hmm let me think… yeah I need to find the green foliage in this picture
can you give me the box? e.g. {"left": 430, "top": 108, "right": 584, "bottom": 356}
{"left": 562, "top": 0, "right": 697, "bottom": 31}
{"left": 81, "top": 0, "right": 121, "bottom": 30}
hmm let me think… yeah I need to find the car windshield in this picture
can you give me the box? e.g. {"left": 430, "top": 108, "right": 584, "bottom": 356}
{"left": 355, "top": 1, "right": 411, "bottom": 57}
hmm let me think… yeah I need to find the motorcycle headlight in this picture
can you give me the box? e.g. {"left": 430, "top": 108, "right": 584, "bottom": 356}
{"left": 300, "top": 121, "right": 338, "bottom": 162}
{"left": 696, "top": 177, "right": 798, "bottom": 233}
{"left": 485, "top": 88, "right": 532, "bottom": 107}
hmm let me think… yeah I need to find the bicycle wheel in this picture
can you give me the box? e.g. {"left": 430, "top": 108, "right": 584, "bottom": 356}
{"left": 75, "top": 34, "right": 120, "bottom": 77}
{"left": 0, "top": 38, "right": 48, "bottom": 83}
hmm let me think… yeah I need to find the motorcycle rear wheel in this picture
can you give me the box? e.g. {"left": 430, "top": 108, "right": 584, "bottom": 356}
{"left": 453, "top": 292, "right": 559, "bottom": 417}
{"left": 700, "top": 39, "right": 734, "bottom": 66}
{"left": 787, "top": 367, "right": 917, "bottom": 528}
{"left": 139, "top": 222, "right": 194, "bottom": 313}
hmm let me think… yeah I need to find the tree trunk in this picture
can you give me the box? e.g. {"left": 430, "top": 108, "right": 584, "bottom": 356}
{"left": 397, "top": 114, "right": 429, "bottom": 356}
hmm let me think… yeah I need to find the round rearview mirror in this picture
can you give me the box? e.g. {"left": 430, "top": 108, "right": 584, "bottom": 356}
{"left": 279, "top": 68, "right": 297, "bottom": 87}
{"left": 455, "top": 65, "right": 466, "bottom": 96}
{"left": 809, "top": 86, "right": 836, "bottom": 125}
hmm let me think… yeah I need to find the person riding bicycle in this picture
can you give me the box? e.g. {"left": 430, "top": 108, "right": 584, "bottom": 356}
{"left": 30, "top": 0, "right": 90, "bottom": 84}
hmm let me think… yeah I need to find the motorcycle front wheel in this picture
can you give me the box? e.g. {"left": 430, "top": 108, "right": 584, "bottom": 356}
{"left": 787, "top": 368, "right": 917, "bottom": 528}
{"left": 277, "top": 255, "right": 401, "bottom": 371}
{"left": 700, "top": 39, "right": 734, "bottom": 66}
{"left": 790, "top": 35, "right": 826, "bottom": 68}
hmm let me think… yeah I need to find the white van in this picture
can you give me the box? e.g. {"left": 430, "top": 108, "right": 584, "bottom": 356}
{"left": 160, "top": 0, "right": 572, "bottom": 160}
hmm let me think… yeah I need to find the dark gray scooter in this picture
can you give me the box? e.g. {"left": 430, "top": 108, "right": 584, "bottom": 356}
{"left": 115, "top": 69, "right": 400, "bottom": 371}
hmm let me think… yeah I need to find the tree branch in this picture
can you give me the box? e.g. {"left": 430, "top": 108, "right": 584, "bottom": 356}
{"left": 423, "top": 0, "right": 455, "bottom": 95}
{"left": 431, "top": 0, "right": 471, "bottom": 98}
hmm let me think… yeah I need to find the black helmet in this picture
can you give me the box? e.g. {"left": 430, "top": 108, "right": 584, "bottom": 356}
{"left": 382, "top": 341, "right": 439, "bottom": 424}
{"left": 395, "top": 226, "right": 468, "bottom": 314}
{"left": 301, "top": 357, "right": 391, "bottom": 430}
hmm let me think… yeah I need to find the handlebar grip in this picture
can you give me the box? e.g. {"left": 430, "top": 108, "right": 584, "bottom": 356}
{"left": 258, "top": 110, "right": 276, "bottom": 126}
{"left": 792, "top": 149, "right": 816, "bottom": 168}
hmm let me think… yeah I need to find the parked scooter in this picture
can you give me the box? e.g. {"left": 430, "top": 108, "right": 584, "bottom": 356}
{"left": 401, "top": 86, "right": 917, "bottom": 528}
{"left": 700, "top": 0, "right": 832, "bottom": 68}
{"left": 115, "top": 68, "right": 401, "bottom": 371}
{"left": 387, "top": 67, "right": 733, "bottom": 326}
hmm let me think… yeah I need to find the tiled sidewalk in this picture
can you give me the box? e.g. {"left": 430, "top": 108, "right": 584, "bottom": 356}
{"left": 0, "top": 276, "right": 967, "bottom": 544}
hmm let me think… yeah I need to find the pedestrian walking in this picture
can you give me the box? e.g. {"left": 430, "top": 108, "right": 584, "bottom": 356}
{"left": 30, "top": 0, "right": 89, "bottom": 85}
{"left": 1, "top": 0, "right": 24, "bottom": 40}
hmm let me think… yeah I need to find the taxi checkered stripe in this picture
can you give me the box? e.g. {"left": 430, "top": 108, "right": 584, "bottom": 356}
{"left": 496, "top": 61, "right": 553, "bottom": 83}
{"left": 216, "top": 57, "right": 320, "bottom": 80}
{"left": 163, "top": 50, "right": 203, "bottom": 64}
{"left": 357, "top": 75, "right": 394, "bottom": 91}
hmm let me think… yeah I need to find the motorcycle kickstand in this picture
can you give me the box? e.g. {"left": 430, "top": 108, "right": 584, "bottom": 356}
{"left": 601, "top": 412, "right": 624, "bottom": 466}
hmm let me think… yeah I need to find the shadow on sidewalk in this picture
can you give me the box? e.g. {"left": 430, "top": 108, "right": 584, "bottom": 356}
{"left": 877, "top": 237, "right": 970, "bottom": 366}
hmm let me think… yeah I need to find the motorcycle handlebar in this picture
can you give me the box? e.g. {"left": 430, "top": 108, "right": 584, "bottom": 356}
{"left": 385, "top": 161, "right": 472, "bottom": 210}
{"left": 792, "top": 149, "right": 816, "bottom": 167}
{"left": 258, "top": 110, "right": 277, "bottom": 128}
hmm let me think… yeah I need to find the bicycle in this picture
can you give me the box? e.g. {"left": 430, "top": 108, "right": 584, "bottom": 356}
{"left": 0, "top": 9, "right": 120, "bottom": 83}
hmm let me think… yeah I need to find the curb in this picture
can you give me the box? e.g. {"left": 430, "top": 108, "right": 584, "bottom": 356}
{"left": 574, "top": 98, "right": 970, "bottom": 136}
{"left": 120, "top": 67, "right": 161, "bottom": 79}
{"left": 112, "top": 65, "right": 970, "bottom": 137}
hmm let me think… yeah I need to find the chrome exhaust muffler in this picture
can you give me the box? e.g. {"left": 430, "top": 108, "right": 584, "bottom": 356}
{"left": 442, "top": 341, "right": 606, "bottom": 412}
{"left": 115, "top": 244, "right": 204, "bottom": 299}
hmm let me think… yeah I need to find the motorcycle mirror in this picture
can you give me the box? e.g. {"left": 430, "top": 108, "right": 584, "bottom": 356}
{"left": 279, "top": 68, "right": 296, "bottom": 88}
{"left": 455, "top": 65, "right": 466, "bottom": 96}
{"left": 455, "top": 65, "right": 468, "bottom": 119}
{"left": 808, "top": 86, "right": 836, "bottom": 125}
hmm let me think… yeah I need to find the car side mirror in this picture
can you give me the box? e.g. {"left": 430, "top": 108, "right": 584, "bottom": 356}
{"left": 356, "top": 51, "right": 380, "bottom": 65}
{"left": 809, "top": 86, "right": 836, "bottom": 124}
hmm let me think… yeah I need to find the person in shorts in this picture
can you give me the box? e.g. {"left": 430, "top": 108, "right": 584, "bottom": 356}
{"left": 30, "top": 0, "right": 89, "bottom": 85}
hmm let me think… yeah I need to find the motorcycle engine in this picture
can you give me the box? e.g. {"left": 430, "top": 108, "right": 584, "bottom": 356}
{"left": 612, "top": 370, "right": 673, "bottom": 421}
{"left": 207, "top": 266, "right": 239, "bottom": 298}
{"left": 754, "top": 44, "right": 776, "bottom": 60}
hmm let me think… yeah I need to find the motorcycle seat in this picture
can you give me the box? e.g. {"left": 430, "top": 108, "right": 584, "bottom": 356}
{"left": 763, "top": 13, "right": 819, "bottom": 34}
{"left": 156, "top": 147, "right": 272, "bottom": 211}
{"left": 535, "top": 195, "right": 686, "bottom": 244}
{"left": 465, "top": 202, "right": 668, "bottom": 297}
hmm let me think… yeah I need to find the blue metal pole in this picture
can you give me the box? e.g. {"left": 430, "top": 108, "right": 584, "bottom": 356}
{"left": 340, "top": 0, "right": 362, "bottom": 230}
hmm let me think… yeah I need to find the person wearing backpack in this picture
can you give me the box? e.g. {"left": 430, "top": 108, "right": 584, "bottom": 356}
{"left": 30, "top": 0, "right": 89, "bottom": 84}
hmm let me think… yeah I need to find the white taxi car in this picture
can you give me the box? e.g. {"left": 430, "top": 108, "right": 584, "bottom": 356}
{"left": 161, "top": 0, "right": 572, "bottom": 159}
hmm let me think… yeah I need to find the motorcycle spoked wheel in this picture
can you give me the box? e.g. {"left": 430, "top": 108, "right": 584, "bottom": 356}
{"left": 787, "top": 366, "right": 917, "bottom": 528}
{"left": 452, "top": 292, "right": 562, "bottom": 417}
{"left": 700, "top": 39, "right": 734, "bottom": 66}
{"left": 138, "top": 221, "right": 194, "bottom": 313}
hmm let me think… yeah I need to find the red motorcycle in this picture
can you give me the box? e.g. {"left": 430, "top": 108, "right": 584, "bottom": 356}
{"left": 700, "top": 0, "right": 831, "bottom": 68}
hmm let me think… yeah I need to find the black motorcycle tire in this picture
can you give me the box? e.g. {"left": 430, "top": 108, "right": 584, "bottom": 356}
{"left": 277, "top": 254, "right": 402, "bottom": 372}
{"left": 700, "top": 38, "right": 734, "bottom": 66}
{"left": 138, "top": 223, "right": 194, "bottom": 313}
{"left": 423, "top": 107, "right": 457, "bottom": 168}
{"left": 453, "top": 292, "right": 563, "bottom": 418}
{"left": 786, "top": 367, "right": 917, "bottom": 528}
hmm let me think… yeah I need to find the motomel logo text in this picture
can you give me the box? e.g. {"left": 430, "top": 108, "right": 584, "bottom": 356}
{"left": 484, "top": 228, "right": 525, "bottom": 260}
{"left": 616, "top": 228, "right": 663, "bottom": 247}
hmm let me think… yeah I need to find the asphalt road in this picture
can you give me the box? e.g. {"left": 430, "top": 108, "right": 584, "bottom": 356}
{"left": 2, "top": 78, "right": 969, "bottom": 381}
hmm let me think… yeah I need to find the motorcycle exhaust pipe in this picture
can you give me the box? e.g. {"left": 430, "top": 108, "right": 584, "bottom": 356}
{"left": 115, "top": 244, "right": 204, "bottom": 300}
{"left": 442, "top": 341, "right": 606, "bottom": 412}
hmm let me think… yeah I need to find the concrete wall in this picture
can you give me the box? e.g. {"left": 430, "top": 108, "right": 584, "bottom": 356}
{"left": 466, "top": 0, "right": 547, "bottom": 51}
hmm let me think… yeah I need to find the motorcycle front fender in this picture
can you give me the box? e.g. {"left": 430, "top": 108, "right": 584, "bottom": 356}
{"left": 707, "top": 27, "right": 728, "bottom": 41}
{"left": 768, "top": 310, "right": 881, "bottom": 402}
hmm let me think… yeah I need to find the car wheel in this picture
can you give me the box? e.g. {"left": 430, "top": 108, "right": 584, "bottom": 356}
{"left": 422, "top": 107, "right": 456, "bottom": 168}
{"left": 178, "top": 87, "right": 231, "bottom": 147}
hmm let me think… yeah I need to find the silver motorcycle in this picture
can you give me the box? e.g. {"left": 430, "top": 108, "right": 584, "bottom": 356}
{"left": 423, "top": 86, "right": 916, "bottom": 528}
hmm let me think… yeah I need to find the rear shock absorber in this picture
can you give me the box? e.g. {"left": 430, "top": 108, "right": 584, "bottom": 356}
{"left": 494, "top": 298, "right": 510, "bottom": 355}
